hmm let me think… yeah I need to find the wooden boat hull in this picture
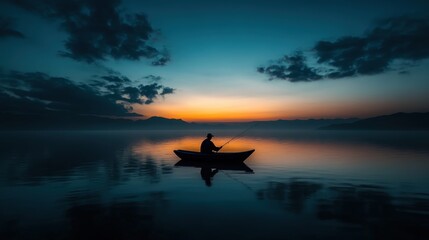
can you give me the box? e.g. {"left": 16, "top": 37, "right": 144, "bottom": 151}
{"left": 173, "top": 149, "right": 255, "bottom": 162}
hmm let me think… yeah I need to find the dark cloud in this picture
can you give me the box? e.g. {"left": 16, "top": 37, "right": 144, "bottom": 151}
{"left": 257, "top": 52, "right": 322, "bottom": 82}
{"left": 151, "top": 50, "right": 171, "bottom": 66}
{"left": 99, "top": 75, "right": 131, "bottom": 84}
{"left": 93, "top": 74, "right": 174, "bottom": 105}
{"left": 144, "top": 75, "right": 163, "bottom": 82}
{"left": 0, "top": 71, "right": 140, "bottom": 117}
{"left": 138, "top": 83, "right": 162, "bottom": 104}
{"left": 160, "top": 87, "right": 175, "bottom": 96}
{"left": 0, "top": 16, "right": 24, "bottom": 38}
{"left": 0, "top": 71, "right": 174, "bottom": 117}
{"left": 259, "top": 16, "right": 429, "bottom": 82}
{"left": 7, "top": 0, "right": 170, "bottom": 64}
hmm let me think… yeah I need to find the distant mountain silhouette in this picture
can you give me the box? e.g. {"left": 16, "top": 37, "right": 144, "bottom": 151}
{"left": 0, "top": 111, "right": 357, "bottom": 130}
{"left": 5, "top": 111, "right": 428, "bottom": 131}
{"left": 137, "top": 116, "right": 190, "bottom": 129}
{"left": 322, "top": 112, "right": 429, "bottom": 130}
{"left": 0, "top": 112, "right": 192, "bottom": 130}
{"left": 1, "top": 112, "right": 129, "bottom": 130}
{"left": 247, "top": 118, "right": 358, "bottom": 130}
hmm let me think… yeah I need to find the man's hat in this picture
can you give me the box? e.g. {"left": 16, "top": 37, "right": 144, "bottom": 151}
{"left": 207, "top": 133, "right": 213, "bottom": 138}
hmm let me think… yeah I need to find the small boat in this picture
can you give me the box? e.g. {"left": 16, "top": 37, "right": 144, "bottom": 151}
{"left": 173, "top": 149, "right": 255, "bottom": 162}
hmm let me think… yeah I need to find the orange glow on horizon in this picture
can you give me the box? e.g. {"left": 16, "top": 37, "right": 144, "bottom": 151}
{"left": 134, "top": 95, "right": 288, "bottom": 122}
{"left": 133, "top": 94, "right": 421, "bottom": 122}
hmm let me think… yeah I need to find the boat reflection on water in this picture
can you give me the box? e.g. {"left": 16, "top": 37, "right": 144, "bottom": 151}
{"left": 175, "top": 160, "right": 254, "bottom": 186}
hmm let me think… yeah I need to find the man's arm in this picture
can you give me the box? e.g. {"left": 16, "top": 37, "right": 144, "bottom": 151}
{"left": 214, "top": 144, "right": 222, "bottom": 152}
{"left": 210, "top": 142, "right": 222, "bottom": 152}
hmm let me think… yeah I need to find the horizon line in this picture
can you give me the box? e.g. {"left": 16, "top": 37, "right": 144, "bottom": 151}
{"left": 137, "top": 111, "right": 429, "bottom": 123}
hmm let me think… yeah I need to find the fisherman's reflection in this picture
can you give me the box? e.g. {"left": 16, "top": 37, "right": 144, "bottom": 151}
{"left": 200, "top": 167, "right": 218, "bottom": 187}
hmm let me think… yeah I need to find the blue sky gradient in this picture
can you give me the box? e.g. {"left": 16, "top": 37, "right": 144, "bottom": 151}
{"left": 1, "top": 0, "right": 428, "bottom": 121}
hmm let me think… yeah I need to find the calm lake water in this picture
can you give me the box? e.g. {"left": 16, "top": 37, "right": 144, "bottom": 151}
{"left": 1, "top": 130, "right": 429, "bottom": 240}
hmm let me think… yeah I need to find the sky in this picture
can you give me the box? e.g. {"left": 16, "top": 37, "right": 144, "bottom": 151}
{"left": 1, "top": 0, "right": 428, "bottom": 122}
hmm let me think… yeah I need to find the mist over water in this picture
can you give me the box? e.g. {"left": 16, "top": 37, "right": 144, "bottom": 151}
{"left": 1, "top": 130, "right": 428, "bottom": 240}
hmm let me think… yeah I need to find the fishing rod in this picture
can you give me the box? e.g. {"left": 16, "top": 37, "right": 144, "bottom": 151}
{"left": 219, "top": 122, "right": 258, "bottom": 148}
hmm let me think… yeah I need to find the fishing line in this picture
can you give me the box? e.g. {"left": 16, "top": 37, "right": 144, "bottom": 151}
{"left": 219, "top": 122, "right": 258, "bottom": 148}
{"left": 219, "top": 169, "right": 256, "bottom": 193}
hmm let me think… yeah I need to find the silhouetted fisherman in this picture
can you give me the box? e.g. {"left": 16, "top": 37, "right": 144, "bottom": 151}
{"left": 200, "top": 133, "right": 222, "bottom": 153}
